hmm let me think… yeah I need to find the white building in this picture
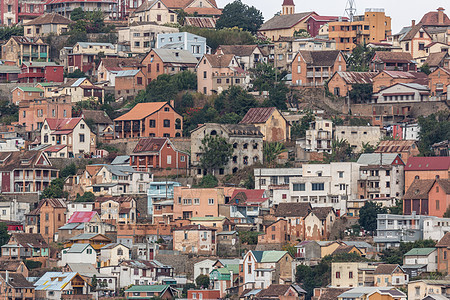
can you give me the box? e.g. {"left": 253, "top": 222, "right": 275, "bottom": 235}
{"left": 373, "top": 83, "right": 431, "bottom": 103}
{"left": 304, "top": 118, "right": 333, "bottom": 153}
{"left": 59, "top": 244, "right": 96, "bottom": 267}
{"left": 403, "top": 247, "right": 438, "bottom": 274}
{"left": 118, "top": 23, "right": 178, "bottom": 54}
{"left": 335, "top": 125, "right": 384, "bottom": 152}
{"left": 423, "top": 217, "right": 450, "bottom": 241}
{"left": 0, "top": 199, "right": 30, "bottom": 222}
{"left": 254, "top": 168, "right": 302, "bottom": 206}
{"left": 99, "top": 243, "right": 130, "bottom": 266}
{"left": 193, "top": 259, "right": 215, "bottom": 281}
{"left": 65, "top": 202, "right": 94, "bottom": 222}
{"left": 157, "top": 32, "right": 210, "bottom": 60}
{"left": 0, "top": 138, "right": 25, "bottom": 152}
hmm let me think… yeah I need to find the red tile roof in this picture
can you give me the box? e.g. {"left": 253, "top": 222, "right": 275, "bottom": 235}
{"left": 231, "top": 189, "right": 268, "bottom": 203}
{"left": 132, "top": 137, "right": 168, "bottom": 153}
{"left": 406, "top": 157, "right": 450, "bottom": 171}
{"left": 68, "top": 211, "right": 96, "bottom": 223}
{"left": 114, "top": 102, "right": 169, "bottom": 121}
{"left": 282, "top": 0, "right": 294, "bottom": 5}
{"left": 240, "top": 107, "right": 277, "bottom": 124}
{"left": 420, "top": 8, "right": 450, "bottom": 26}
{"left": 46, "top": 118, "right": 82, "bottom": 132}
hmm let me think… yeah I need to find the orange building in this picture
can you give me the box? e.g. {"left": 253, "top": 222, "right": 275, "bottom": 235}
{"left": 291, "top": 50, "right": 346, "bottom": 87}
{"left": 11, "top": 86, "right": 44, "bottom": 105}
{"left": 328, "top": 9, "right": 391, "bottom": 52}
{"left": 403, "top": 179, "right": 450, "bottom": 217}
{"left": 25, "top": 198, "right": 67, "bottom": 242}
{"left": 327, "top": 71, "right": 376, "bottom": 97}
{"left": 0, "top": 272, "right": 35, "bottom": 300}
{"left": 173, "top": 186, "right": 236, "bottom": 220}
{"left": 141, "top": 48, "right": 198, "bottom": 84}
{"left": 428, "top": 180, "right": 450, "bottom": 217}
{"left": 188, "top": 290, "right": 220, "bottom": 300}
{"left": 258, "top": 219, "right": 289, "bottom": 244}
{"left": 436, "top": 232, "right": 450, "bottom": 274}
{"left": 405, "top": 157, "right": 450, "bottom": 192}
{"left": 113, "top": 101, "right": 183, "bottom": 139}
{"left": 117, "top": 223, "right": 174, "bottom": 245}
{"left": 114, "top": 69, "right": 146, "bottom": 99}
{"left": 19, "top": 95, "right": 72, "bottom": 131}
{"left": 372, "top": 71, "right": 428, "bottom": 93}
{"left": 428, "top": 67, "right": 450, "bottom": 97}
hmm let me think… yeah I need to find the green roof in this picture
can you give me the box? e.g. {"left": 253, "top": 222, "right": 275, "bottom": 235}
{"left": 226, "top": 264, "right": 239, "bottom": 273}
{"left": 125, "top": 284, "right": 169, "bottom": 293}
{"left": 251, "top": 250, "right": 289, "bottom": 262}
{"left": 37, "top": 82, "right": 59, "bottom": 87}
{"left": 404, "top": 248, "right": 436, "bottom": 256}
{"left": 190, "top": 217, "right": 226, "bottom": 221}
{"left": 17, "top": 87, "right": 43, "bottom": 92}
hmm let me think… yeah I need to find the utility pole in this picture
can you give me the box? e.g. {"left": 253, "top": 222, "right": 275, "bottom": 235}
{"left": 345, "top": 0, "right": 357, "bottom": 22}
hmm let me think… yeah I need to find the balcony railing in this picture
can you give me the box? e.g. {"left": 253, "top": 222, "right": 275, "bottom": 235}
{"left": 307, "top": 71, "right": 330, "bottom": 78}
{"left": 18, "top": 72, "right": 44, "bottom": 78}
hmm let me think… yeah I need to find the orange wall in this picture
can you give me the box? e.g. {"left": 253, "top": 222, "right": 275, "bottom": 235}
{"left": 428, "top": 68, "right": 450, "bottom": 97}
{"left": 373, "top": 72, "right": 417, "bottom": 92}
{"left": 428, "top": 181, "right": 450, "bottom": 217}
{"left": 405, "top": 170, "right": 449, "bottom": 192}
{"left": 40, "top": 205, "right": 66, "bottom": 242}
{"left": 19, "top": 100, "right": 72, "bottom": 131}
{"left": 173, "top": 187, "right": 227, "bottom": 220}
{"left": 115, "top": 72, "right": 146, "bottom": 98}
{"left": 141, "top": 50, "right": 165, "bottom": 83}
{"left": 258, "top": 219, "right": 288, "bottom": 244}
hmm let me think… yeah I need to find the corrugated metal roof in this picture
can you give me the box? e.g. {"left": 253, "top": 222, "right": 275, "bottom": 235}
{"left": 240, "top": 107, "right": 276, "bottom": 124}
{"left": 406, "top": 157, "right": 450, "bottom": 171}
{"left": 404, "top": 247, "right": 436, "bottom": 256}
{"left": 115, "top": 70, "right": 141, "bottom": 77}
{"left": 335, "top": 71, "right": 376, "bottom": 84}
{"left": 153, "top": 48, "right": 198, "bottom": 64}
{"left": 357, "top": 153, "right": 402, "bottom": 165}
{"left": 34, "top": 272, "right": 78, "bottom": 291}
{"left": 66, "top": 243, "right": 91, "bottom": 253}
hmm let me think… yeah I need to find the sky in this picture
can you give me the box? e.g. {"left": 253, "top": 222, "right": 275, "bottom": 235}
{"left": 216, "top": 0, "right": 448, "bottom": 33}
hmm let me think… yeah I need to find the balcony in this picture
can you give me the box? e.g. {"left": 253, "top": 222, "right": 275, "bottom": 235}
{"left": 40, "top": 52, "right": 47, "bottom": 58}
{"left": 18, "top": 72, "right": 44, "bottom": 79}
{"left": 307, "top": 71, "right": 330, "bottom": 78}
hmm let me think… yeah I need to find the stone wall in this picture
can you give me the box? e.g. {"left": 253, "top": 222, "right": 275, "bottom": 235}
{"left": 0, "top": 83, "right": 35, "bottom": 102}
{"left": 49, "top": 157, "right": 111, "bottom": 171}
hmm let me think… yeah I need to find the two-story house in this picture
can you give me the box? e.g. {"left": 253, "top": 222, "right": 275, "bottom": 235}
{"left": 23, "top": 13, "right": 73, "bottom": 37}
{"left": 25, "top": 198, "right": 66, "bottom": 242}
{"left": 157, "top": 32, "right": 210, "bottom": 59}
{"left": 94, "top": 196, "right": 137, "bottom": 225}
{"left": 66, "top": 42, "right": 117, "bottom": 76}
{"left": 1, "top": 233, "right": 49, "bottom": 259}
{"left": 1, "top": 36, "right": 49, "bottom": 66}
{"left": 239, "top": 107, "right": 290, "bottom": 142}
{"left": 173, "top": 224, "right": 217, "bottom": 255}
{"left": 49, "top": 77, "right": 104, "bottom": 103}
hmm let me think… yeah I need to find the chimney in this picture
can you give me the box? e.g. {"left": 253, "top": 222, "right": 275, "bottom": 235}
{"left": 411, "top": 20, "right": 415, "bottom": 27}
{"left": 438, "top": 7, "right": 445, "bottom": 25}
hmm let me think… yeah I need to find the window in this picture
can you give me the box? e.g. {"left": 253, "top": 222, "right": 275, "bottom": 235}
{"left": 247, "top": 264, "right": 252, "bottom": 274}
{"left": 419, "top": 43, "right": 425, "bottom": 51}
{"left": 312, "top": 183, "right": 325, "bottom": 191}
{"left": 194, "top": 198, "right": 199, "bottom": 205}
{"left": 163, "top": 119, "right": 170, "bottom": 127}
{"left": 137, "top": 77, "right": 142, "bottom": 85}
{"left": 338, "top": 171, "right": 344, "bottom": 178}
{"left": 79, "top": 134, "right": 85, "bottom": 143}
{"left": 157, "top": 14, "right": 161, "bottom": 22}
{"left": 203, "top": 71, "right": 207, "bottom": 79}
{"left": 87, "top": 248, "right": 92, "bottom": 254}
{"left": 339, "top": 184, "right": 346, "bottom": 191}
{"left": 45, "top": 213, "right": 49, "bottom": 221}
{"left": 386, "top": 170, "right": 390, "bottom": 176}
{"left": 167, "top": 155, "right": 172, "bottom": 164}
{"left": 208, "top": 198, "right": 214, "bottom": 205}
{"left": 272, "top": 234, "right": 275, "bottom": 240}
{"left": 149, "top": 120, "right": 156, "bottom": 128}
{"left": 293, "top": 183, "right": 305, "bottom": 191}
{"left": 436, "top": 200, "right": 440, "bottom": 210}
{"left": 349, "top": 271, "right": 353, "bottom": 278}
{"left": 336, "top": 272, "right": 340, "bottom": 279}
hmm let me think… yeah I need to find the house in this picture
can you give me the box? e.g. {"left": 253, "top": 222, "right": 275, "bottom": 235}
{"left": 113, "top": 101, "right": 183, "bottom": 139}
{"left": 99, "top": 243, "right": 130, "bottom": 266}
{"left": 59, "top": 243, "right": 97, "bottom": 267}
{"left": 257, "top": 0, "right": 316, "bottom": 42}
{"left": 117, "top": 22, "right": 179, "bottom": 54}
{"left": 327, "top": 71, "right": 377, "bottom": 98}
{"left": 50, "top": 77, "right": 104, "bottom": 103}
{"left": 41, "top": 117, "right": 96, "bottom": 158}
{"left": 370, "top": 51, "right": 417, "bottom": 72}
{"left": 172, "top": 224, "right": 216, "bottom": 255}
{"left": 0, "top": 260, "right": 29, "bottom": 277}
{"left": 190, "top": 216, "right": 234, "bottom": 232}
{"left": 403, "top": 248, "right": 437, "bottom": 276}
{"left": 396, "top": 24, "right": 433, "bottom": 63}
{"left": 1, "top": 233, "right": 49, "bottom": 259}
{"left": 0, "top": 64, "right": 20, "bottom": 82}
{"left": 0, "top": 150, "right": 59, "bottom": 193}
{"left": 328, "top": 10, "right": 392, "bottom": 52}
{"left": 374, "top": 264, "right": 408, "bottom": 287}
{"left": 258, "top": 219, "right": 290, "bottom": 245}
{"left": 428, "top": 67, "right": 450, "bottom": 98}
{"left": 392, "top": 122, "right": 420, "bottom": 142}
{"left": 373, "top": 83, "right": 431, "bottom": 103}
{"left": 19, "top": 95, "right": 72, "bottom": 132}
{"left": 408, "top": 279, "right": 450, "bottom": 300}
{"left": 96, "top": 57, "right": 142, "bottom": 85}
{"left": 375, "top": 140, "right": 420, "bottom": 163}
{"left": 302, "top": 118, "right": 333, "bottom": 153}
{"left": 193, "top": 259, "right": 215, "bottom": 282}
{"left": 331, "top": 262, "right": 376, "bottom": 287}
{"left": 196, "top": 54, "right": 249, "bottom": 95}
{"left": 357, "top": 153, "right": 405, "bottom": 200}
{"left": 221, "top": 189, "right": 269, "bottom": 224}
{"left": 241, "top": 250, "right": 293, "bottom": 290}
{"left": 66, "top": 42, "right": 117, "bottom": 75}
{"left": 372, "top": 71, "right": 428, "bottom": 93}
{"left": 1, "top": 36, "right": 49, "bottom": 66}
{"left": 335, "top": 125, "right": 383, "bottom": 152}
{"left": 65, "top": 233, "right": 112, "bottom": 251}
{"left": 147, "top": 181, "right": 181, "bottom": 223}
{"left": 291, "top": 50, "right": 346, "bottom": 87}
{"left": 423, "top": 216, "right": 450, "bottom": 241}
{"left": 45, "top": 0, "right": 116, "bottom": 19}
{"left": 436, "top": 232, "right": 450, "bottom": 274}
{"left": 312, "top": 288, "right": 351, "bottom": 300}
{"left": 34, "top": 272, "right": 94, "bottom": 300}
{"left": 130, "top": 137, "right": 189, "bottom": 172}
{"left": 114, "top": 69, "right": 146, "bottom": 99}
{"left": 11, "top": 86, "right": 44, "bottom": 106}
{"left": 424, "top": 52, "right": 450, "bottom": 71}
{"left": 57, "top": 211, "right": 116, "bottom": 242}
{"left": 63, "top": 263, "right": 117, "bottom": 294}
{"left": 0, "top": 272, "right": 35, "bottom": 300}
{"left": 23, "top": 13, "right": 72, "bottom": 37}
{"left": 255, "top": 284, "right": 306, "bottom": 300}
{"left": 18, "top": 61, "right": 64, "bottom": 83}
{"left": 94, "top": 196, "right": 138, "bottom": 225}
{"left": 191, "top": 123, "right": 263, "bottom": 175}
{"left": 79, "top": 110, "right": 113, "bottom": 137}
{"left": 404, "top": 157, "right": 450, "bottom": 192}
{"left": 0, "top": 0, "right": 45, "bottom": 25}
{"left": 216, "top": 45, "right": 267, "bottom": 71}
{"left": 140, "top": 48, "right": 198, "bottom": 83}
{"left": 157, "top": 32, "right": 210, "bottom": 60}
{"left": 338, "top": 287, "right": 407, "bottom": 300}
{"left": 124, "top": 285, "right": 177, "bottom": 299}
{"left": 239, "top": 107, "right": 290, "bottom": 142}
{"left": 188, "top": 290, "right": 221, "bottom": 300}
{"left": 25, "top": 198, "right": 66, "bottom": 242}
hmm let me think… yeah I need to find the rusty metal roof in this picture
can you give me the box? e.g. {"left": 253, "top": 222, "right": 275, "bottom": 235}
{"left": 335, "top": 71, "right": 377, "bottom": 84}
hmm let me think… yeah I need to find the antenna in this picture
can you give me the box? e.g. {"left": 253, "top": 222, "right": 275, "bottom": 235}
{"left": 345, "top": 0, "right": 357, "bottom": 22}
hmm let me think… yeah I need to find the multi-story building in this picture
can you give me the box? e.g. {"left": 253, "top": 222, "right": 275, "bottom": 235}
{"left": 403, "top": 179, "right": 450, "bottom": 217}
{"left": 191, "top": 123, "right": 263, "bottom": 176}
{"left": 172, "top": 224, "right": 216, "bottom": 255}
{"left": 49, "top": 77, "right": 104, "bottom": 103}
{"left": 370, "top": 52, "right": 417, "bottom": 72}
{"left": 11, "top": 86, "right": 44, "bottom": 106}
{"left": 356, "top": 153, "right": 405, "bottom": 200}
{"left": 423, "top": 217, "right": 450, "bottom": 241}
{"left": 19, "top": 95, "right": 72, "bottom": 132}
{"left": 65, "top": 42, "right": 117, "bottom": 76}
{"left": 0, "top": 199, "right": 30, "bottom": 223}
{"left": 147, "top": 181, "right": 181, "bottom": 222}
{"left": 408, "top": 279, "right": 450, "bottom": 300}
{"left": 0, "top": 272, "right": 35, "bottom": 299}
{"left": 216, "top": 45, "right": 267, "bottom": 71}
{"left": 328, "top": 8, "right": 391, "bottom": 52}
{"left": 0, "top": 150, "right": 59, "bottom": 194}
{"left": 25, "top": 198, "right": 66, "bottom": 242}
{"left": 97, "top": 57, "right": 142, "bottom": 85}
{"left": 331, "top": 262, "right": 376, "bottom": 287}
{"left": 94, "top": 196, "right": 137, "bottom": 225}
{"left": 404, "top": 156, "right": 450, "bottom": 192}
{"left": 18, "top": 61, "right": 64, "bottom": 83}
{"left": 157, "top": 32, "right": 210, "bottom": 60}
{"left": 428, "top": 67, "right": 450, "bottom": 98}
{"left": 304, "top": 118, "right": 333, "bottom": 153}
{"left": 23, "top": 12, "right": 73, "bottom": 37}
{"left": 1, "top": 36, "right": 49, "bottom": 66}
{"left": 239, "top": 107, "right": 290, "bottom": 142}
{"left": 335, "top": 125, "right": 384, "bottom": 152}
{"left": 196, "top": 54, "right": 249, "bottom": 95}
{"left": 1, "top": 233, "right": 49, "bottom": 259}
{"left": 114, "top": 69, "right": 146, "bottom": 99}
{"left": 253, "top": 168, "right": 302, "bottom": 206}
{"left": 45, "top": 0, "right": 117, "bottom": 20}
{"left": 327, "top": 71, "right": 376, "bottom": 98}
{"left": 291, "top": 50, "right": 346, "bottom": 87}
{"left": 113, "top": 101, "right": 183, "bottom": 139}
{"left": 0, "top": 0, "right": 46, "bottom": 25}
{"left": 403, "top": 247, "right": 438, "bottom": 275}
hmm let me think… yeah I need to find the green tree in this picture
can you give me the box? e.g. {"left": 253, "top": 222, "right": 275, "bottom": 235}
{"left": 60, "top": 163, "right": 77, "bottom": 178}
{"left": 444, "top": 205, "right": 450, "bottom": 218}
{"left": 239, "top": 231, "right": 260, "bottom": 245}
{"left": 0, "top": 101, "right": 19, "bottom": 124}
{"left": 197, "top": 175, "right": 219, "bottom": 188}
{"left": 91, "top": 275, "right": 98, "bottom": 291}
{"left": 65, "top": 69, "right": 87, "bottom": 78}
{"left": 180, "top": 27, "right": 255, "bottom": 51}
{"left": 182, "top": 283, "right": 196, "bottom": 297}
{"left": 0, "top": 223, "right": 10, "bottom": 247}
{"left": 23, "top": 260, "right": 42, "bottom": 270}
{"left": 214, "top": 86, "right": 258, "bottom": 118}
{"left": 358, "top": 201, "right": 388, "bottom": 233}
{"left": 263, "top": 83, "right": 289, "bottom": 110}
{"left": 347, "top": 44, "right": 376, "bottom": 71}
{"left": 389, "top": 199, "right": 403, "bottom": 215}
{"left": 282, "top": 244, "right": 296, "bottom": 258}
{"left": 325, "top": 139, "right": 353, "bottom": 162}
{"left": 361, "top": 142, "right": 376, "bottom": 154}
{"left": 250, "top": 63, "right": 286, "bottom": 92}
{"left": 215, "top": 0, "right": 263, "bottom": 34}
{"left": 75, "top": 191, "right": 96, "bottom": 202}
{"left": 417, "top": 111, "right": 450, "bottom": 156}
{"left": 0, "top": 26, "right": 24, "bottom": 40}
{"left": 263, "top": 142, "right": 286, "bottom": 166}
{"left": 380, "top": 240, "right": 436, "bottom": 265}
{"left": 290, "top": 111, "right": 315, "bottom": 140}
{"left": 420, "top": 63, "right": 431, "bottom": 75}
{"left": 349, "top": 83, "right": 373, "bottom": 103}
{"left": 40, "top": 178, "right": 68, "bottom": 199}
{"left": 195, "top": 274, "right": 210, "bottom": 289}
{"left": 70, "top": 7, "right": 86, "bottom": 21}
{"left": 199, "top": 135, "right": 233, "bottom": 174}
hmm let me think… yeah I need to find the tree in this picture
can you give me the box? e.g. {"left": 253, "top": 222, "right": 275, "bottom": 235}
{"left": 389, "top": 199, "right": 403, "bottom": 215}
{"left": 420, "top": 63, "right": 431, "bottom": 75}
{"left": 195, "top": 274, "right": 210, "bottom": 289}
{"left": 182, "top": 283, "right": 196, "bottom": 297}
{"left": 214, "top": 86, "right": 258, "bottom": 118}
{"left": 250, "top": 63, "right": 281, "bottom": 92}
{"left": 347, "top": 44, "right": 376, "bottom": 72}
{"left": 239, "top": 231, "right": 260, "bottom": 245}
{"left": 444, "top": 205, "right": 450, "bottom": 218}
{"left": 0, "top": 101, "right": 19, "bottom": 124}
{"left": 91, "top": 275, "right": 98, "bottom": 291}
{"left": 60, "top": 163, "right": 77, "bottom": 178}
{"left": 40, "top": 178, "right": 68, "bottom": 199}
{"left": 361, "top": 142, "right": 376, "bottom": 154}
{"left": 0, "top": 223, "right": 10, "bottom": 247}
{"left": 0, "top": 26, "right": 24, "bottom": 40}
{"left": 417, "top": 111, "right": 450, "bottom": 156}
{"left": 325, "top": 139, "right": 353, "bottom": 163}
{"left": 199, "top": 135, "right": 233, "bottom": 174}
{"left": 290, "top": 111, "right": 315, "bottom": 140}
{"left": 263, "top": 83, "right": 289, "bottom": 110}
{"left": 349, "top": 84, "right": 373, "bottom": 103}
{"left": 75, "top": 192, "right": 96, "bottom": 202}
{"left": 197, "top": 175, "right": 219, "bottom": 188}
{"left": 263, "top": 142, "right": 286, "bottom": 166}
{"left": 66, "top": 69, "right": 87, "bottom": 78}
{"left": 70, "top": 7, "right": 86, "bottom": 21}
{"left": 215, "top": 0, "right": 263, "bottom": 34}
{"left": 358, "top": 201, "right": 388, "bottom": 233}
{"left": 380, "top": 240, "right": 436, "bottom": 265}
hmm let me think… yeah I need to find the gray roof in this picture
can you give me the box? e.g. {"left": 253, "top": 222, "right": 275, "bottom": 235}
{"left": 398, "top": 83, "right": 430, "bottom": 90}
{"left": 101, "top": 243, "right": 129, "bottom": 250}
{"left": 68, "top": 233, "right": 103, "bottom": 240}
{"left": 59, "top": 223, "right": 84, "bottom": 230}
{"left": 67, "top": 263, "right": 99, "bottom": 276}
{"left": 342, "top": 241, "right": 373, "bottom": 249}
{"left": 104, "top": 164, "right": 137, "bottom": 176}
{"left": 153, "top": 49, "right": 198, "bottom": 64}
{"left": 23, "top": 61, "right": 59, "bottom": 67}
{"left": 357, "top": 153, "right": 402, "bottom": 165}
{"left": 77, "top": 42, "right": 115, "bottom": 49}
{"left": 115, "top": 70, "right": 141, "bottom": 77}
{"left": 0, "top": 65, "right": 20, "bottom": 73}
{"left": 338, "top": 287, "right": 394, "bottom": 298}
{"left": 111, "top": 155, "right": 130, "bottom": 165}
{"left": 66, "top": 243, "right": 91, "bottom": 253}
